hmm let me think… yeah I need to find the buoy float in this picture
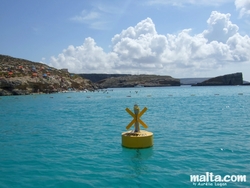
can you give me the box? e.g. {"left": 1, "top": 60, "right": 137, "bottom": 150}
{"left": 121, "top": 104, "right": 153, "bottom": 149}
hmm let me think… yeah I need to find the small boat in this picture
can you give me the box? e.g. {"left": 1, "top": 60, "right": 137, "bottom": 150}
{"left": 134, "top": 84, "right": 144, "bottom": 88}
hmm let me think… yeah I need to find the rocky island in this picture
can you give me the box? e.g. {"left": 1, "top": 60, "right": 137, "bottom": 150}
{"left": 96, "top": 74, "right": 180, "bottom": 88}
{"left": 192, "top": 73, "right": 243, "bottom": 86}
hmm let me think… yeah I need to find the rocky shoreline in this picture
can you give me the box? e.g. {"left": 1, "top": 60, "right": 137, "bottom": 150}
{"left": 0, "top": 54, "right": 248, "bottom": 96}
{"left": 0, "top": 55, "right": 98, "bottom": 96}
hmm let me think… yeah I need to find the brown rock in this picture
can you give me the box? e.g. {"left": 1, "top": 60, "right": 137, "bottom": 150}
{"left": 193, "top": 73, "right": 243, "bottom": 86}
{"left": 97, "top": 75, "right": 180, "bottom": 88}
{"left": 0, "top": 54, "right": 98, "bottom": 95}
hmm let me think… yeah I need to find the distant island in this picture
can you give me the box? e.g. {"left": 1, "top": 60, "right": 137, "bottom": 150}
{"left": 80, "top": 72, "right": 246, "bottom": 87}
{"left": 191, "top": 72, "right": 244, "bottom": 86}
{"left": 0, "top": 54, "right": 249, "bottom": 96}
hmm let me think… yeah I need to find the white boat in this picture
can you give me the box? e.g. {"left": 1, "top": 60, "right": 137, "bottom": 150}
{"left": 134, "top": 84, "right": 144, "bottom": 88}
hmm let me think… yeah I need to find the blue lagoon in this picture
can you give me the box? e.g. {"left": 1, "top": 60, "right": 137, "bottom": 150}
{"left": 0, "top": 86, "right": 250, "bottom": 187}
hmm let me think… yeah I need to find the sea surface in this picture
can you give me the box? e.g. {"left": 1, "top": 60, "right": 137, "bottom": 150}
{"left": 0, "top": 86, "right": 250, "bottom": 188}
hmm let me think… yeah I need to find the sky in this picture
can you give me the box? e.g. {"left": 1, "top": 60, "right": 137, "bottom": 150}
{"left": 1, "top": 0, "right": 250, "bottom": 80}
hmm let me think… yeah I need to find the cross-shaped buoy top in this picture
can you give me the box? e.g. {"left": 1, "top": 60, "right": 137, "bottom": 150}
{"left": 125, "top": 104, "right": 148, "bottom": 132}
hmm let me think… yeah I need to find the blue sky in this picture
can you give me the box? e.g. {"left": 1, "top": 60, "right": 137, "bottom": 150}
{"left": 1, "top": 0, "right": 250, "bottom": 80}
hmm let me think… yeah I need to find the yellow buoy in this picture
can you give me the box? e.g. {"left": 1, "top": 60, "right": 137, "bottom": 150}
{"left": 122, "top": 130, "right": 153, "bottom": 148}
{"left": 121, "top": 104, "right": 153, "bottom": 149}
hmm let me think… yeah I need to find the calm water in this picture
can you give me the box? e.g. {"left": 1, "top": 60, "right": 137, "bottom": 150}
{"left": 0, "top": 86, "right": 250, "bottom": 188}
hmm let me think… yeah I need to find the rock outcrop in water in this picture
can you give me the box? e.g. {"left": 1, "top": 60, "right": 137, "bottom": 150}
{"left": 97, "top": 75, "right": 180, "bottom": 88}
{"left": 0, "top": 55, "right": 98, "bottom": 96}
{"left": 192, "top": 72, "right": 243, "bottom": 86}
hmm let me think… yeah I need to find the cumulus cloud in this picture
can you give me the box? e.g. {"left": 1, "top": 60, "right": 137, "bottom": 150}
{"left": 49, "top": 11, "right": 250, "bottom": 78}
{"left": 50, "top": 38, "right": 118, "bottom": 73}
{"left": 202, "top": 11, "right": 239, "bottom": 43}
{"left": 235, "top": 0, "right": 250, "bottom": 17}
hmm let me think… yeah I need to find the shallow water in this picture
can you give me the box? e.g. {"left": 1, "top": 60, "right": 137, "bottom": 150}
{"left": 0, "top": 86, "right": 250, "bottom": 187}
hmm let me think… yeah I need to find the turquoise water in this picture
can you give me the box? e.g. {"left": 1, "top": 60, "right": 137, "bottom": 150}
{"left": 0, "top": 86, "right": 250, "bottom": 187}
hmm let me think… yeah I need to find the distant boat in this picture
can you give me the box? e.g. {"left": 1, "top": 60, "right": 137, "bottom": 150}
{"left": 134, "top": 84, "right": 144, "bottom": 88}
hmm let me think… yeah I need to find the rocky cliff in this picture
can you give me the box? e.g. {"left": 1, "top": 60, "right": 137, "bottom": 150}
{"left": 97, "top": 74, "right": 180, "bottom": 88}
{"left": 193, "top": 72, "right": 243, "bottom": 86}
{"left": 0, "top": 55, "right": 98, "bottom": 96}
{"left": 79, "top": 73, "right": 131, "bottom": 83}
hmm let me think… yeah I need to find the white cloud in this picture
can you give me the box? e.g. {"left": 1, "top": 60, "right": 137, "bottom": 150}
{"left": 227, "top": 33, "right": 250, "bottom": 61}
{"left": 71, "top": 10, "right": 100, "bottom": 22}
{"left": 202, "top": 11, "right": 239, "bottom": 43}
{"left": 70, "top": 2, "right": 123, "bottom": 30}
{"left": 50, "top": 38, "right": 118, "bottom": 73}
{"left": 49, "top": 11, "right": 250, "bottom": 78}
{"left": 235, "top": 0, "right": 250, "bottom": 17}
{"left": 70, "top": 10, "right": 109, "bottom": 30}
